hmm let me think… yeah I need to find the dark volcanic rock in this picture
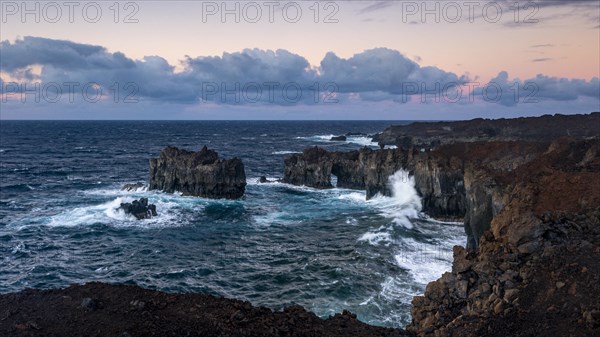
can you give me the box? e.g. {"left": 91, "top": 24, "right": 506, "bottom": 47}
{"left": 121, "top": 182, "right": 145, "bottom": 191}
{"left": 258, "top": 176, "right": 278, "bottom": 184}
{"left": 149, "top": 146, "right": 246, "bottom": 199}
{"left": 282, "top": 145, "right": 468, "bottom": 214}
{"left": 283, "top": 146, "right": 410, "bottom": 197}
{"left": 119, "top": 198, "right": 157, "bottom": 220}
{"left": 283, "top": 147, "right": 334, "bottom": 189}
{"left": 330, "top": 135, "right": 347, "bottom": 141}
{"left": 408, "top": 138, "right": 600, "bottom": 337}
{"left": 373, "top": 112, "right": 600, "bottom": 148}
{"left": 0, "top": 283, "right": 409, "bottom": 337}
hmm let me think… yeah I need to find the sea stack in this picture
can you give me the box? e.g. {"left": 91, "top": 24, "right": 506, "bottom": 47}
{"left": 149, "top": 146, "right": 246, "bottom": 199}
{"left": 119, "top": 197, "right": 157, "bottom": 220}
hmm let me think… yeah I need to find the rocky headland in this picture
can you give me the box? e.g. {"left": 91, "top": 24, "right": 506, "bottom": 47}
{"left": 281, "top": 112, "right": 600, "bottom": 336}
{"left": 149, "top": 146, "right": 246, "bottom": 199}
{"left": 408, "top": 137, "right": 600, "bottom": 336}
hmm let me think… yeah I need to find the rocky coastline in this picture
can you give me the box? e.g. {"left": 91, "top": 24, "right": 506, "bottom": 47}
{"left": 279, "top": 112, "right": 600, "bottom": 336}
{"left": 1, "top": 113, "right": 598, "bottom": 336}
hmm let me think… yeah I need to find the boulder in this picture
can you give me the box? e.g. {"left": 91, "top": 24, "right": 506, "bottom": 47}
{"left": 330, "top": 135, "right": 347, "bottom": 141}
{"left": 119, "top": 198, "right": 157, "bottom": 220}
{"left": 257, "top": 176, "right": 278, "bottom": 184}
{"left": 149, "top": 146, "right": 246, "bottom": 199}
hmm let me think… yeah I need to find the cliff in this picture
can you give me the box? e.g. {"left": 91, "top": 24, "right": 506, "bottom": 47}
{"left": 282, "top": 135, "right": 600, "bottom": 336}
{"left": 282, "top": 142, "right": 545, "bottom": 237}
{"left": 149, "top": 146, "right": 246, "bottom": 199}
{"left": 408, "top": 138, "right": 600, "bottom": 337}
{"left": 282, "top": 146, "right": 410, "bottom": 197}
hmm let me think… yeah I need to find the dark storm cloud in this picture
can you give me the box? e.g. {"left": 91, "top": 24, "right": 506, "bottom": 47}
{"left": 0, "top": 36, "right": 132, "bottom": 71}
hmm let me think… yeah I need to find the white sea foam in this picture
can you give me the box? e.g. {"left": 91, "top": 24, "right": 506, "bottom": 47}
{"left": 271, "top": 151, "right": 301, "bottom": 155}
{"left": 346, "top": 136, "right": 377, "bottom": 147}
{"left": 379, "top": 276, "right": 421, "bottom": 301}
{"left": 352, "top": 170, "right": 463, "bottom": 306}
{"left": 296, "top": 134, "right": 378, "bottom": 147}
{"left": 252, "top": 211, "right": 294, "bottom": 227}
{"left": 45, "top": 197, "right": 134, "bottom": 227}
{"left": 393, "top": 236, "right": 455, "bottom": 282}
{"left": 45, "top": 187, "right": 214, "bottom": 228}
{"left": 367, "top": 170, "right": 422, "bottom": 229}
{"left": 358, "top": 230, "right": 392, "bottom": 246}
{"left": 337, "top": 192, "right": 367, "bottom": 203}
{"left": 394, "top": 252, "right": 450, "bottom": 284}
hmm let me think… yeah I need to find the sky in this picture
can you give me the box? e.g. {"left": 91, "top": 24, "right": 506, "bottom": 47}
{"left": 0, "top": 0, "right": 599, "bottom": 120}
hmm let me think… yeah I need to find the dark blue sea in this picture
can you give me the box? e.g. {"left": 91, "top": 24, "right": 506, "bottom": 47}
{"left": 0, "top": 121, "right": 464, "bottom": 327}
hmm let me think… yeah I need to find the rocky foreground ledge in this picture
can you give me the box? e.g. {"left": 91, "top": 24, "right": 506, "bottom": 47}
{"left": 0, "top": 283, "right": 407, "bottom": 337}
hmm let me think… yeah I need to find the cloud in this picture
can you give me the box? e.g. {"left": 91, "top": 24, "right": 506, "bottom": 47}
{"left": 532, "top": 58, "right": 553, "bottom": 62}
{"left": 1, "top": 37, "right": 598, "bottom": 108}
{"left": 530, "top": 44, "right": 554, "bottom": 48}
{"left": 473, "top": 71, "right": 600, "bottom": 107}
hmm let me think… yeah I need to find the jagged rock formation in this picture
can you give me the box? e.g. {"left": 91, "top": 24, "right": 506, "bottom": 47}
{"left": 282, "top": 146, "right": 468, "bottom": 221}
{"left": 373, "top": 112, "right": 600, "bottom": 148}
{"left": 408, "top": 138, "right": 600, "bottom": 337}
{"left": 149, "top": 146, "right": 246, "bottom": 199}
{"left": 119, "top": 197, "right": 157, "bottom": 220}
{"left": 283, "top": 146, "right": 409, "bottom": 197}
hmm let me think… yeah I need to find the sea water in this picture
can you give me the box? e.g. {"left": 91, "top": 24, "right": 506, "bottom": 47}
{"left": 0, "top": 120, "right": 464, "bottom": 327}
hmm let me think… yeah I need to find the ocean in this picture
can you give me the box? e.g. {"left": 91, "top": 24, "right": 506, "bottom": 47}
{"left": 0, "top": 120, "right": 464, "bottom": 327}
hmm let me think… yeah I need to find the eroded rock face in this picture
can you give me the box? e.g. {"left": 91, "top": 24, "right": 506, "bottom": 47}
{"left": 283, "top": 147, "right": 333, "bottom": 189}
{"left": 408, "top": 138, "right": 600, "bottom": 337}
{"left": 149, "top": 146, "right": 246, "bottom": 199}
{"left": 119, "top": 198, "right": 157, "bottom": 220}
{"left": 282, "top": 146, "right": 468, "bottom": 220}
